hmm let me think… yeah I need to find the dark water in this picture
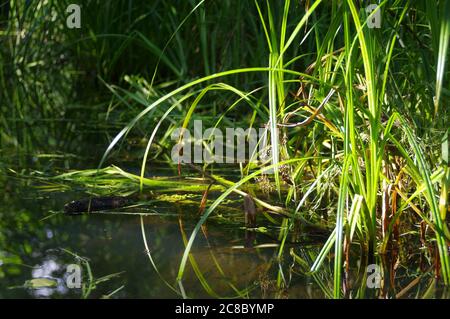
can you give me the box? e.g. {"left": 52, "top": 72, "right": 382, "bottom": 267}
{"left": 0, "top": 172, "right": 327, "bottom": 298}
{"left": 0, "top": 145, "right": 448, "bottom": 299}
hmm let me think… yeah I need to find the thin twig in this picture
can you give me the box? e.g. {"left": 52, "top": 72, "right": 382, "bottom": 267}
{"left": 278, "top": 88, "right": 336, "bottom": 128}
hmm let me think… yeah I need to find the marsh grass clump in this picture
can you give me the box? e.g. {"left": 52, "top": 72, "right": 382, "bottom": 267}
{"left": 98, "top": 1, "right": 449, "bottom": 298}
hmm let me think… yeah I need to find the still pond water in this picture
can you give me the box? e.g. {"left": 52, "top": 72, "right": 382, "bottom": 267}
{"left": 0, "top": 138, "right": 447, "bottom": 299}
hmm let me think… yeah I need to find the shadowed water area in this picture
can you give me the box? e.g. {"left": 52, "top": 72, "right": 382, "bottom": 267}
{"left": 0, "top": 129, "right": 447, "bottom": 299}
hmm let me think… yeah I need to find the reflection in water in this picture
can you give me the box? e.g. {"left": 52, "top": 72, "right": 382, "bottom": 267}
{"left": 31, "top": 258, "right": 68, "bottom": 297}
{"left": 0, "top": 173, "right": 448, "bottom": 299}
{"left": 45, "top": 229, "right": 54, "bottom": 239}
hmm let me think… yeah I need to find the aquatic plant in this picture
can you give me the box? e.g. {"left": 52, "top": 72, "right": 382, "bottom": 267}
{"left": 96, "top": 0, "right": 449, "bottom": 298}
